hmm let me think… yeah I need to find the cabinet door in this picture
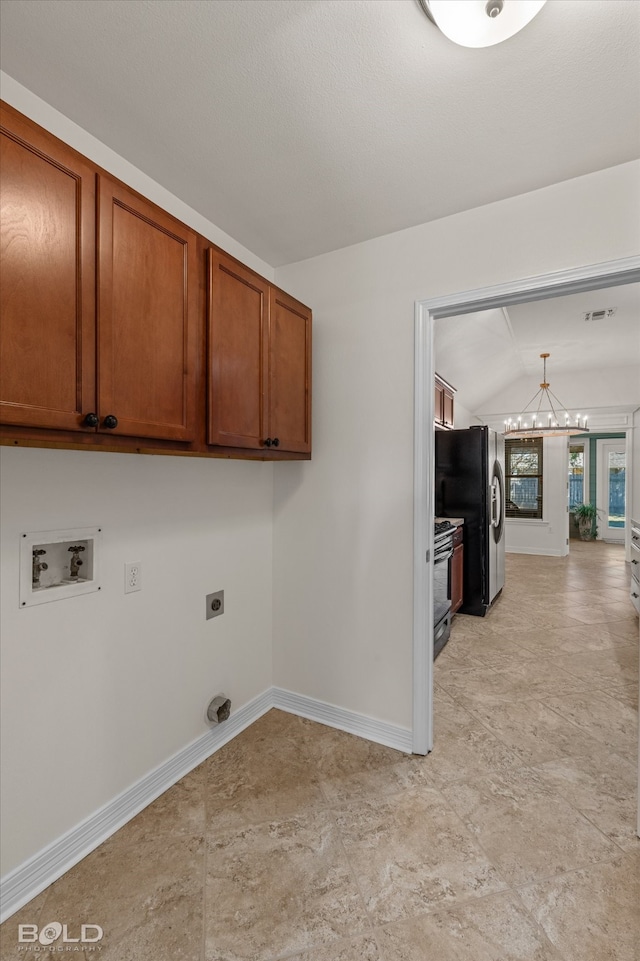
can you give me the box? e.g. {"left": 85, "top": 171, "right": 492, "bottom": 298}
{"left": 207, "top": 250, "right": 269, "bottom": 449}
{"left": 443, "top": 389, "right": 454, "bottom": 429}
{"left": 451, "top": 543, "right": 464, "bottom": 614}
{"left": 0, "top": 104, "right": 96, "bottom": 431}
{"left": 434, "top": 383, "right": 444, "bottom": 426}
{"left": 98, "top": 177, "right": 198, "bottom": 441}
{"left": 268, "top": 288, "right": 312, "bottom": 453}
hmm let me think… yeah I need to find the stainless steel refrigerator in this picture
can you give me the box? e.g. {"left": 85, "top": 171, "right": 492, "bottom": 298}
{"left": 435, "top": 426, "right": 505, "bottom": 616}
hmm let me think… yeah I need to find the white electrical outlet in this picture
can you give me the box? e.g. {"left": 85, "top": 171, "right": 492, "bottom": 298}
{"left": 124, "top": 561, "right": 142, "bottom": 593}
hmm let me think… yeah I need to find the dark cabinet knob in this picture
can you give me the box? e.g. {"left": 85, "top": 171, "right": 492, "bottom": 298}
{"left": 82, "top": 412, "right": 99, "bottom": 428}
{"left": 272, "top": 437, "right": 280, "bottom": 447}
{"left": 103, "top": 414, "right": 118, "bottom": 429}
{"left": 264, "top": 438, "right": 272, "bottom": 447}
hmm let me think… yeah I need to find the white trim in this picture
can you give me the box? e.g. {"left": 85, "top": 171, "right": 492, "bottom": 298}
{"left": 413, "top": 256, "right": 640, "bottom": 757}
{"left": 506, "top": 546, "right": 567, "bottom": 557}
{"left": 596, "top": 438, "right": 627, "bottom": 545}
{"left": 412, "top": 302, "right": 433, "bottom": 755}
{"left": 416, "top": 256, "right": 640, "bottom": 317}
{"left": 0, "top": 686, "right": 411, "bottom": 922}
{"left": 505, "top": 519, "right": 550, "bottom": 527}
{"left": 0, "top": 688, "right": 273, "bottom": 923}
{"left": 273, "top": 687, "right": 413, "bottom": 754}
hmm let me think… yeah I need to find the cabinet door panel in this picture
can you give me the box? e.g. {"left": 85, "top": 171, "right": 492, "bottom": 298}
{"left": 0, "top": 104, "right": 95, "bottom": 430}
{"left": 268, "top": 289, "right": 311, "bottom": 453}
{"left": 434, "top": 383, "right": 444, "bottom": 426}
{"left": 98, "top": 178, "right": 197, "bottom": 441}
{"left": 207, "top": 251, "right": 268, "bottom": 449}
{"left": 443, "top": 390, "right": 454, "bottom": 429}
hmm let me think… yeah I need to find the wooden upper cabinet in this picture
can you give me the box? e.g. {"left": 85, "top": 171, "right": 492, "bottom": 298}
{"left": 268, "top": 288, "right": 311, "bottom": 453}
{"left": 1, "top": 103, "right": 311, "bottom": 460}
{"left": 434, "top": 373, "right": 455, "bottom": 430}
{"left": 207, "top": 250, "right": 269, "bottom": 449}
{"left": 207, "top": 250, "right": 312, "bottom": 454}
{"left": 434, "top": 381, "right": 444, "bottom": 428}
{"left": 0, "top": 103, "right": 96, "bottom": 431}
{"left": 442, "top": 389, "right": 454, "bottom": 429}
{"left": 98, "top": 177, "right": 198, "bottom": 441}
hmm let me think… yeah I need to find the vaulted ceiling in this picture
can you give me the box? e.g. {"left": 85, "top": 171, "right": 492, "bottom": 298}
{"left": 1, "top": 0, "right": 639, "bottom": 267}
{"left": 434, "top": 282, "right": 640, "bottom": 414}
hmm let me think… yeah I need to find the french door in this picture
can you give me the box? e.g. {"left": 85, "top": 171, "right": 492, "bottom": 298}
{"left": 596, "top": 440, "right": 626, "bottom": 543}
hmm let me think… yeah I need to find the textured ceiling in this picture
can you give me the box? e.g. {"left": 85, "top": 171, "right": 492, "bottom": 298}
{"left": 434, "top": 282, "right": 640, "bottom": 413}
{"left": 1, "top": 0, "right": 639, "bottom": 267}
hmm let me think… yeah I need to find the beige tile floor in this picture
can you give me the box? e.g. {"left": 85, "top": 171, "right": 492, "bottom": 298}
{"left": 1, "top": 542, "right": 638, "bottom": 960}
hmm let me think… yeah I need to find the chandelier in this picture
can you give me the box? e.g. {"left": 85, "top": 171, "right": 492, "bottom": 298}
{"left": 503, "top": 353, "right": 589, "bottom": 438}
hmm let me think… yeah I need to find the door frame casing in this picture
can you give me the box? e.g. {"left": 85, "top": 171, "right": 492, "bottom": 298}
{"left": 413, "top": 255, "right": 640, "bottom": 756}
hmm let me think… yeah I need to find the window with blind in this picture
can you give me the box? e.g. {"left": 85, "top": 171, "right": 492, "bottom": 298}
{"left": 505, "top": 437, "right": 543, "bottom": 519}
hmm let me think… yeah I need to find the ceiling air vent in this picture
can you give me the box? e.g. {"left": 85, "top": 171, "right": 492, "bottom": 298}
{"left": 583, "top": 308, "right": 616, "bottom": 322}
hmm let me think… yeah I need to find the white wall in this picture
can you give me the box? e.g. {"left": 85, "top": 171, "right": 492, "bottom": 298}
{"left": 0, "top": 72, "right": 274, "bottom": 280}
{"left": 273, "top": 160, "right": 640, "bottom": 730}
{"left": 453, "top": 401, "right": 480, "bottom": 430}
{"left": 0, "top": 80, "right": 276, "bottom": 877}
{"left": 0, "top": 449, "right": 274, "bottom": 875}
{"left": 504, "top": 437, "right": 569, "bottom": 557}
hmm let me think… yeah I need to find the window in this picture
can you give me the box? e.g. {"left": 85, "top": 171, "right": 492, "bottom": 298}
{"left": 568, "top": 443, "right": 586, "bottom": 509}
{"left": 505, "top": 437, "right": 543, "bottom": 519}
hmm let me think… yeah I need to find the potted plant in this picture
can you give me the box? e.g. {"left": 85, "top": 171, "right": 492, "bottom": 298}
{"left": 573, "top": 503, "right": 601, "bottom": 540}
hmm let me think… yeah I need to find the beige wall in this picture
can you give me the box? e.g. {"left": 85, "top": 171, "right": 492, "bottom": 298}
{"left": 273, "top": 160, "right": 640, "bottom": 729}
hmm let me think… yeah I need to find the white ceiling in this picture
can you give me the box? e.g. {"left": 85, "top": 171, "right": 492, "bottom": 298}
{"left": 1, "top": 0, "right": 639, "bottom": 267}
{"left": 434, "top": 281, "right": 640, "bottom": 412}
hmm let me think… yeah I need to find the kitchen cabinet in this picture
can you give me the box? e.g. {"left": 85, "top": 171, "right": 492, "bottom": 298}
{"left": 0, "top": 101, "right": 311, "bottom": 461}
{"left": 450, "top": 524, "right": 464, "bottom": 614}
{"left": 434, "top": 373, "right": 455, "bottom": 430}
{"left": 0, "top": 103, "right": 198, "bottom": 443}
{"left": 267, "top": 287, "right": 312, "bottom": 453}
{"left": 97, "top": 176, "right": 198, "bottom": 442}
{"left": 0, "top": 102, "right": 96, "bottom": 432}
{"left": 208, "top": 250, "right": 311, "bottom": 453}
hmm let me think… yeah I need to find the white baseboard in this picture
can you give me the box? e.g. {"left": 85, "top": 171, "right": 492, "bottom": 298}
{"left": 272, "top": 687, "right": 413, "bottom": 754}
{"left": 1, "top": 687, "right": 411, "bottom": 922}
{"left": 0, "top": 688, "right": 273, "bottom": 924}
{"left": 506, "top": 546, "right": 567, "bottom": 557}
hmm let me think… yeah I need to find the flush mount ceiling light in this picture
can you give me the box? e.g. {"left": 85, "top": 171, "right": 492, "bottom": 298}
{"left": 419, "top": 0, "right": 547, "bottom": 48}
{"left": 504, "top": 353, "right": 590, "bottom": 439}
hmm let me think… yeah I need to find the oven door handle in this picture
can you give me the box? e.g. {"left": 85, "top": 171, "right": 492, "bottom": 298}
{"left": 434, "top": 547, "right": 454, "bottom": 564}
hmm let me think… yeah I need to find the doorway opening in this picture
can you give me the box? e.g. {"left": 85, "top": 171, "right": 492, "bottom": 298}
{"left": 412, "top": 255, "right": 640, "bottom": 756}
